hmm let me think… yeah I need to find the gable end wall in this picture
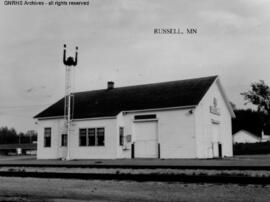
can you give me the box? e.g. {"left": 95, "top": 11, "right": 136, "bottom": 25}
{"left": 194, "top": 81, "right": 233, "bottom": 158}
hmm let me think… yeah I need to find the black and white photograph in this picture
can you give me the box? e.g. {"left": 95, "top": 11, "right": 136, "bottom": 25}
{"left": 1, "top": 0, "right": 270, "bottom": 201}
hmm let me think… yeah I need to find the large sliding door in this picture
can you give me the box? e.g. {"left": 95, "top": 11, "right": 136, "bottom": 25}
{"left": 134, "top": 121, "right": 158, "bottom": 158}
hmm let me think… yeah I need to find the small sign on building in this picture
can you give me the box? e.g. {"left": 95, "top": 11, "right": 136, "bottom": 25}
{"left": 210, "top": 97, "right": 220, "bottom": 115}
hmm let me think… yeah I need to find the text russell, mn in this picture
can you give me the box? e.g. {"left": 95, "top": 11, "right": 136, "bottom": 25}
{"left": 154, "top": 28, "right": 198, "bottom": 35}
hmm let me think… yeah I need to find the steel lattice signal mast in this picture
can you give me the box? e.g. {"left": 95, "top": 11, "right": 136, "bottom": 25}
{"left": 63, "top": 44, "right": 78, "bottom": 160}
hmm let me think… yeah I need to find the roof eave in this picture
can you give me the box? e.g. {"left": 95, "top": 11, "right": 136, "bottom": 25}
{"left": 122, "top": 105, "right": 197, "bottom": 115}
{"left": 215, "top": 77, "right": 236, "bottom": 118}
{"left": 35, "top": 105, "right": 197, "bottom": 120}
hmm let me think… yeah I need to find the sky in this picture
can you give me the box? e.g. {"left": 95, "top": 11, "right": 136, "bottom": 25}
{"left": 0, "top": 0, "right": 270, "bottom": 133}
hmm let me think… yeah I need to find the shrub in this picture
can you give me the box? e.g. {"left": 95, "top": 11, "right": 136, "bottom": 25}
{"left": 233, "top": 141, "right": 270, "bottom": 155}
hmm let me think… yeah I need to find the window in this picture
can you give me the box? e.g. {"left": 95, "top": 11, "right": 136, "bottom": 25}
{"left": 79, "top": 127, "right": 105, "bottom": 146}
{"left": 97, "top": 128, "right": 105, "bottom": 146}
{"left": 79, "top": 129, "right": 87, "bottom": 146}
{"left": 134, "top": 114, "right": 156, "bottom": 120}
{"left": 88, "top": 128, "right": 95, "bottom": 146}
{"left": 44, "top": 127, "right": 51, "bottom": 147}
{"left": 61, "top": 134, "right": 67, "bottom": 147}
{"left": 119, "top": 127, "right": 124, "bottom": 146}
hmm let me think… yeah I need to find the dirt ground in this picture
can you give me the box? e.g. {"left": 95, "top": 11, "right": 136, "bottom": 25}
{"left": 0, "top": 177, "right": 269, "bottom": 202}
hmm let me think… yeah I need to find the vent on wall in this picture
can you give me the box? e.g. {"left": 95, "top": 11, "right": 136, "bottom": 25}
{"left": 134, "top": 114, "right": 157, "bottom": 120}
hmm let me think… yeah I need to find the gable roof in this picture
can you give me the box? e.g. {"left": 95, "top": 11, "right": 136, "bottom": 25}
{"left": 34, "top": 75, "right": 218, "bottom": 119}
{"left": 233, "top": 130, "right": 261, "bottom": 140}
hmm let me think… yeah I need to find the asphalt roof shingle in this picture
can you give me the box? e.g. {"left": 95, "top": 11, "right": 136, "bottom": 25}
{"left": 34, "top": 75, "right": 217, "bottom": 119}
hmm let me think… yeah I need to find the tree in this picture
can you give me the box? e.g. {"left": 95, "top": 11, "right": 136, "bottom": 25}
{"left": 232, "top": 109, "right": 265, "bottom": 136}
{"left": 241, "top": 80, "right": 270, "bottom": 115}
{"left": 0, "top": 127, "right": 18, "bottom": 144}
{"left": 241, "top": 80, "right": 270, "bottom": 135}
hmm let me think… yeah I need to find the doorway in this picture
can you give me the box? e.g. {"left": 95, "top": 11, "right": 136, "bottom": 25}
{"left": 134, "top": 121, "right": 158, "bottom": 158}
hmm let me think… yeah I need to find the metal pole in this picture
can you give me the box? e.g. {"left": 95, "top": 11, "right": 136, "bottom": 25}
{"left": 63, "top": 44, "right": 78, "bottom": 161}
{"left": 66, "top": 65, "right": 72, "bottom": 160}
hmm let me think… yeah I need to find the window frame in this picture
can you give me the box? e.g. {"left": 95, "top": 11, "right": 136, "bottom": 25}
{"left": 79, "top": 128, "right": 87, "bottom": 147}
{"left": 78, "top": 127, "right": 105, "bottom": 147}
{"left": 96, "top": 127, "right": 105, "bottom": 146}
{"left": 44, "top": 127, "right": 51, "bottom": 148}
{"left": 61, "top": 134, "right": 67, "bottom": 147}
{"left": 88, "top": 128, "right": 96, "bottom": 146}
{"left": 119, "top": 127, "right": 124, "bottom": 146}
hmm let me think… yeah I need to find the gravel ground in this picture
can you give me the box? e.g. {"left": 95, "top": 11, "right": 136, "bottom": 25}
{"left": 0, "top": 177, "right": 269, "bottom": 202}
{"left": 1, "top": 167, "right": 270, "bottom": 177}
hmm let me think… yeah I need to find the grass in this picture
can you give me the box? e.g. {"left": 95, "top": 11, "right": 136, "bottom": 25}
{"left": 1, "top": 154, "right": 270, "bottom": 167}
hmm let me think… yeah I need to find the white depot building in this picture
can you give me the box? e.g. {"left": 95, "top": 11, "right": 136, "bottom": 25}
{"left": 34, "top": 75, "right": 235, "bottom": 159}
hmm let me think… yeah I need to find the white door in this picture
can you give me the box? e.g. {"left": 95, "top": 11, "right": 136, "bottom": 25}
{"left": 134, "top": 121, "right": 158, "bottom": 158}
